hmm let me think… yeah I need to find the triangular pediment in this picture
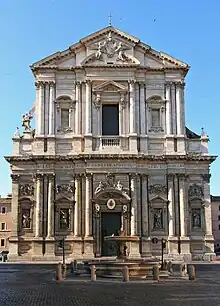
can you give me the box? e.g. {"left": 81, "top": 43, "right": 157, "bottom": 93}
{"left": 93, "top": 80, "right": 127, "bottom": 93}
{"left": 149, "top": 195, "right": 169, "bottom": 203}
{"left": 31, "top": 26, "right": 189, "bottom": 73}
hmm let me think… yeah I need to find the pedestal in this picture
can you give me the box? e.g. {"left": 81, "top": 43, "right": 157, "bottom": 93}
{"left": 180, "top": 236, "right": 191, "bottom": 261}
{"left": 84, "top": 134, "right": 93, "bottom": 153}
{"left": 83, "top": 237, "right": 94, "bottom": 258}
{"left": 141, "top": 237, "right": 152, "bottom": 257}
{"left": 129, "top": 134, "right": 137, "bottom": 153}
{"left": 128, "top": 239, "right": 140, "bottom": 258}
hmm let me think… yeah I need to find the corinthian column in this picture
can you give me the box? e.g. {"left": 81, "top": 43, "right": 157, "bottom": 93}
{"left": 140, "top": 83, "right": 145, "bottom": 135}
{"left": 38, "top": 82, "right": 45, "bottom": 135}
{"left": 129, "top": 80, "right": 136, "bottom": 134}
{"left": 49, "top": 82, "right": 55, "bottom": 135}
{"left": 130, "top": 174, "right": 138, "bottom": 236}
{"left": 11, "top": 174, "right": 20, "bottom": 236}
{"left": 176, "top": 82, "right": 182, "bottom": 135}
{"left": 179, "top": 174, "right": 186, "bottom": 237}
{"left": 168, "top": 174, "right": 175, "bottom": 236}
{"left": 85, "top": 174, "right": 92, "bottom": 237}
{"left": 203, "top": 174, "right": 213, "bottom": 236}
{"left": 47, "top": 174, "right": 54, "bottom": 238}
{"left": 35, "top": 173, "right": 43, "bottom": 237}
{"left": 165, "top": 82, "right": 172, "bottom": 135}
{"left": 74, "top": 175, "right": 81, "bottom": 236}
{"left": 85, "top": 80, "right": 92, "bottom": 135}
{"left": 141, "top": 175, "right": 148, "bottom": 236}
{"left": 75, "top": 81, "right": 81, "bottom": 135}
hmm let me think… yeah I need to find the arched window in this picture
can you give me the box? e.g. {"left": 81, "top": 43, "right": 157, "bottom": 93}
{"left": 1, "top": 207, "right": 6, "bottom": 214}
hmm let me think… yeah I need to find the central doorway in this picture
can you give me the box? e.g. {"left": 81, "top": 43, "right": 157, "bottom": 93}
{"left": 101, "top": 212, "right": 121, "bottom": 256}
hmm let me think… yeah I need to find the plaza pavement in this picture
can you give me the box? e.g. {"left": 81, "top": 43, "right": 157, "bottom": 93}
{"left": 0, "top": 263, "right": 220, "bottom": 305}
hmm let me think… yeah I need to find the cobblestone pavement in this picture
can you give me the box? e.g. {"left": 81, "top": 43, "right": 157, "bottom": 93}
{"left": 0, "top": 264, "right": 220, "bottom": 306}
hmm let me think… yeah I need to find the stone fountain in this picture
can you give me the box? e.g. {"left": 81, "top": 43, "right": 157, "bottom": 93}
{"left": 88, "top": 230, "right": 160, "bottom": 279}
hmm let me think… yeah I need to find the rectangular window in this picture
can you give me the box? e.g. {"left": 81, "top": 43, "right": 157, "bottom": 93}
{"left": 1, "top": 223, "right": 6, "bottom": 231}
{"left": 0, "top": 239, "right": 5, "bottom": 247}
{"left": 102, "top": 104, "right": 119, "bottom": 136}
{"left": 151, "top": 109, "right": 160, "bottom": 127}
{"left": 60, "top": 109, "right": 70, "bottom": 128}
{"left": 218, "top": 216, "right": 220, "bottom": 221}
{"left": 219, "top": 224, "right": 220, "bottom": 231}
{"left": 1, "top": 207, "right": 6, "bottom": 214}
{"left": 219, "top": 205, "right": 220, "bottom": 211}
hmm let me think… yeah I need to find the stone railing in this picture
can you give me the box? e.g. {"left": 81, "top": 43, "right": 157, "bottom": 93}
{"left": 101, "top": 137, "right": 120, "bottom": 148}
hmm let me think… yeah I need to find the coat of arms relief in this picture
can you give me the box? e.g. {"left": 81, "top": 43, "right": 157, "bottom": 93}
{"left": 88, "top": 32, "right": 134, "bottom": 64}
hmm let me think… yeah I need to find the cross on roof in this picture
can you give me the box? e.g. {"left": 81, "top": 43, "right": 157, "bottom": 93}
{"left": 108, "top": 13, "right": 112, "bottom": 26}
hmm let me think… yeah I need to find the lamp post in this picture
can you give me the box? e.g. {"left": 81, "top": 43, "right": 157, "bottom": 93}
{"left": 161, "top": 238, "right": 167, "bottom": 270}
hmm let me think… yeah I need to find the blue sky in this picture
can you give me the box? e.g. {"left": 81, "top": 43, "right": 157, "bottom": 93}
{"left": 0, "top": 0, "right": 219, "bottom": 195}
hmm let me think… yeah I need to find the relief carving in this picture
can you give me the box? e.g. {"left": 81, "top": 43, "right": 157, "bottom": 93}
{"left": 149, "top": 184, "right": 166, "bottom": 195}
{"left": 56, "top": 184, "right": 74, "bottom": 194}
{"left": 19, "top": 184, "right": 34, "bottom": 197}
{"left": 94, "top": 173, "right": 126, "bottom": 194}
{"left": 188, "top": 183, "right": 204, "bottom": 199}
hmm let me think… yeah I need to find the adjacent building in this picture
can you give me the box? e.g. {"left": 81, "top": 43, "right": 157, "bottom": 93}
{"left": 5, "top": 26, "right": 216, "bottom": 262}
{"left": 211, "top": 196, "right": 220, "bottom": 252}
{"left": 0, "top": 195, "right": 12, "bottom": 253}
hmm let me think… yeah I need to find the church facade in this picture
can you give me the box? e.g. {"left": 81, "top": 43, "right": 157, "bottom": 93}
{"left": 5, "top": 26, "right": 216, "bottom": 261}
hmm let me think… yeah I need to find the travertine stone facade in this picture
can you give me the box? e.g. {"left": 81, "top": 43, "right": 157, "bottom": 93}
{"left": 5, "top": 26, "right": 216, "bottom": 261}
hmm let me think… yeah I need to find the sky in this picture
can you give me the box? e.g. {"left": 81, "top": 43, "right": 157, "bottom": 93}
{"left": 0, "top": 0, "right": 220, "bottom": 196}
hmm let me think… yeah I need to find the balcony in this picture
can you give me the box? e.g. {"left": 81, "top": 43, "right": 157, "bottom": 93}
{"left": 101, "top": 136, "right": 120, "bottom": 148}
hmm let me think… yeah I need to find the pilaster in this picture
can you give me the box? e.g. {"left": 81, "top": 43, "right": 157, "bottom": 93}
{"left": 84, "top": 80, "right": 92, "bottom": 152}
{"left": 129, "top": 80, "right": 137, "bottom": 153}
{"left": 49, "top": 81, "right": 55, "bottom": 135}
{"left": 35, "top": 173, "right": 43, "bottom": 238}
{"left": 74, "top": 174, "right": 81, "bottom": 237}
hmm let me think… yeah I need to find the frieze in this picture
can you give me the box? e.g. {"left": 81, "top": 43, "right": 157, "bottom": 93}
{"left": 149, "top": 184, "right": 167, "bottom": 194}
{"left": 19, "top": 184, "right": 34, "bottom": 197}
{"left": 201, "top": 174, "right": 211, "bottom": 183}
{"left": 56, "top": 184, "right": 74, "bottom": 194}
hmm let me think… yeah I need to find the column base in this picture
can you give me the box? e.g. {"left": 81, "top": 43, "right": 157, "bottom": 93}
{"left": 83, "top": 237, "right": 94, "bottom": 258}
{"left": 168, "top": 236, "right": 179, "bottom": 255}
{"left": 129, "top": 134, "right": 138, "bottom": 153}
{"left": 140, "top": 237, "right": 152, "bottom": 257}
{"left": 128, "top": 237, "right": 140, "bottom": 258}
{"left": 180, "top": 236, "right": 191, "bottom": 260}
{"left": 84, "top": 134, "right": 93, "bottom": 153}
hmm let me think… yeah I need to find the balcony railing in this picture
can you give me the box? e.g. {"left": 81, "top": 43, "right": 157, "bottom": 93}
{"left": 101, "top": 136, "right": 120, "bottom": 148}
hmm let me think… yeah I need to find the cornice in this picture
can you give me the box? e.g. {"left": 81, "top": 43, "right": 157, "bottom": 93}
{"left": 5, "top": 154, "right": 217, "bottom": 164}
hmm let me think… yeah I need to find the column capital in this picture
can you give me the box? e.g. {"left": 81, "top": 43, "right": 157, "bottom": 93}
{"left": 129, "top": 173, "right": 138, "bottom": 180}
{"left": 128, "top": 79, "right": 136, "bottom": 85}
{"left": 178, "top": 173, "right": 187, "bottom": 181}
{"left": 201, "top": 174, "right": 211, "bottom": 183}
{"left": 167, "top": 173, "right": 174, "bottom": 181}
{"left": 33, "top": 172, "right": 44, "bottom": 182}
{"left": 49, "top": 81, "right": 55, "bottom": 87}
{"left": 11, "top": 174, "right": 20, "bottom": 183}
{"left": 74, "top": 173, "right": 82, "bottom": 180}
{"left": 85, "top": 79, "right": 92, "bottom": 85}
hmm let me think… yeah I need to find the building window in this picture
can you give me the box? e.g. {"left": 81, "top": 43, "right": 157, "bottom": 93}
{"left": 0, "top": 239, "right": 5, "bottom": 247}
{"left": 1, "top": 223, "right": 6, "bottom": 231}
{"left": 151, "top": 109, "right": 160, "bottom": 127}
{"left": 219, "top": 205, "right": 220, "bottom": 211}
{"left": 219, "top": 224, "right": 220, "bottom": 230}
{"left": 218, "top": 216, "right": 220, "bottom": 221}
{"left": 1, "top": 207, "right": 6, "bottom": 214}
{"left": 60, "top": 109, "right": 70, "bottom": 128}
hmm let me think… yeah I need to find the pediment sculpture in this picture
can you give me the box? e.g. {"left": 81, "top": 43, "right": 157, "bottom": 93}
{"left": 83, "top": 31, "right": 139, "bottom": 65}
{"left": 188, "top": 183, "right": 204, "bottom": 199}
{"left": 95, "top": 173, "right": 126, "bottom": 195}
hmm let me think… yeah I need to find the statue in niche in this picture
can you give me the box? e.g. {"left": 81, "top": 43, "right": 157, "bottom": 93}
{"left": 153, "top": 209, "right": 163, "bottom": 229}
{"left": 22, "top": 112, "right": 33, "bottom": 132}
{"left": 22, "top": 209, "right": 31, "bottom": 228}
{"left": 60, "top": 209, "right": 69, "bottom": 229}
{"left": 192, "top": 209, "right": 201, "bottom": 228}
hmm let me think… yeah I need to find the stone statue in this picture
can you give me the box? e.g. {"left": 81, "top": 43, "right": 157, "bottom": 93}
{"left": 60, "top": 209, "right": 69, "bottom": 229}
{"left": 22, "top": 112, "right": 33, "bottom": 132}
{"left": 116, "top": 42, "right": 128, "bottom": 61}
{"left": 154, "top": 209, "right": 163, "bottom": 229}
{"left": 95, "top": 181, "right": 105, "bottom": 194}
{"left": 14, "top": 127, "right": 20, "bottom": 137}
{"left": 192, "top": 210, "right": 201, "bottom": 228}
{"left": 95, "top": 42, "right": 102, "bottom": 59}
{"left": 116, "top": 181, "right": 123, "bottom": 191}
{"left": 22, "top": 210, "right": 31, "bottom": 228}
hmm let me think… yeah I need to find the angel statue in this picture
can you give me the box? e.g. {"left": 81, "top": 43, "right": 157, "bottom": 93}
{"left": 22, "top": 112, "right": 33, "bottom": 131}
